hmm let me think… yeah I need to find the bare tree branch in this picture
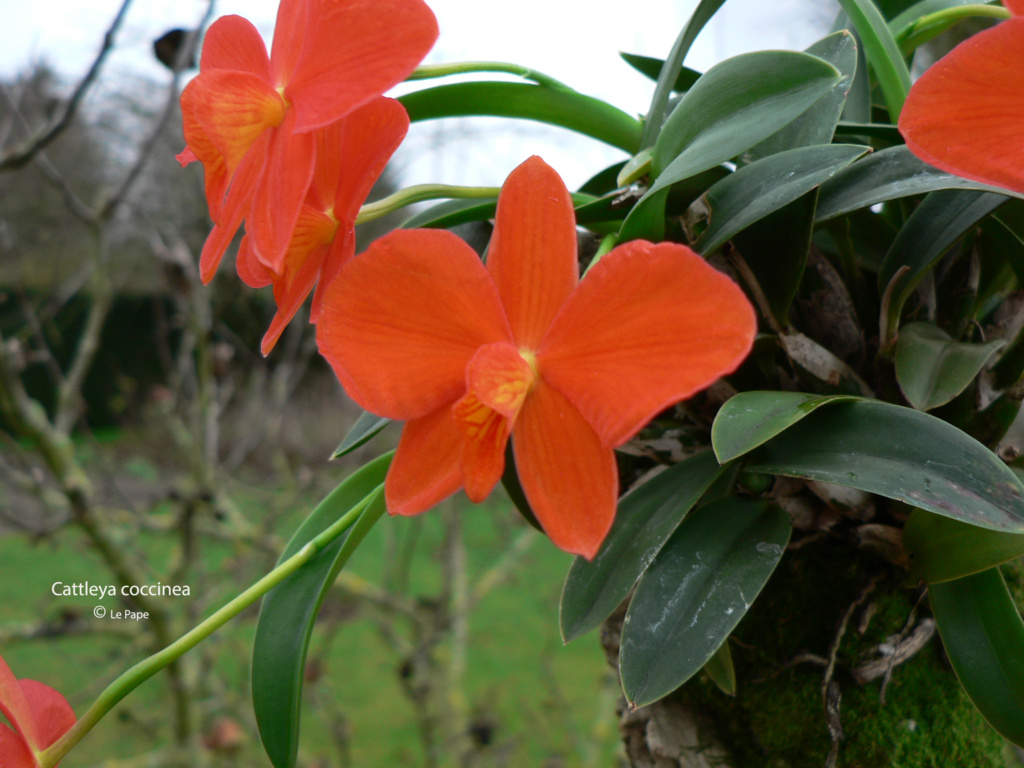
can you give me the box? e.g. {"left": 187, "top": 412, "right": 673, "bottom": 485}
{"left": 0, "top": 0, "right": 133, "bottom": 172}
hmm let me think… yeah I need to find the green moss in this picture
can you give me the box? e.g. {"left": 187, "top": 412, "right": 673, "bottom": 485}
{"left": 673, "top": 541, "right": 1011, "bottom": 767}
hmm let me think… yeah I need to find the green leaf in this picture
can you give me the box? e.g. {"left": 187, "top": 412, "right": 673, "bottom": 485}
{"left": 835, "top": 0, "right": 912, "bottom": 119}
{"left": 703, "top": 639, "right": 737, "bottom": 696}
{"left": 399, "top": 82, "right": 642, "bottom": 153}
{"left": 252, "top": 453, "right": 392, "bottom": 768}
{"left": 891, "top": 0, "right": 1004, "bottom": 52}
{"left": 815, "top": 145, "right": 1018, "bottom": 222}
{"left": 620, "top": 52, "right": 702, "bottom": 92}
{"left": 879, "top": 189, "right": 1008, "bottom": 325}
{"left": 559, "top": 451, "right": 726, "bottom": 642}
{"left": 331, "top": 412, "right": 392, "bottom": 459}
{"left": 930, "top": 568, "right": 1024, "bottom": 746}
{"left": 620, "top": 497, "right": 791, "bottom": 707}
{"left": 401, "top": 198, "right": 498, "bottom": 230}
{"left": 642, "top": 0, "right": 728, "bottom": 147}
{"left": 904, "top": 509, "right": 1024, "bottom": 584}
{"left": 696, "top": 144, "right": 870, "bottom": 256}
{"left": 743, "top": 399, "right": 1024, "bottom": 532}
{"left": 651, "top": 51, "right": 842, "bottom": 188}
{"left": 501, "top": 441, "right": 543, "bottom": 533}
{"left": 895, "top": 322, "right": 1006, "bottom": 411}
{"left": 712, "top": 391, "right": 861, "bottom": 464}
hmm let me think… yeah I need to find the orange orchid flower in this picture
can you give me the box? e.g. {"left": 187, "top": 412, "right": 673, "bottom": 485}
{"left": 317, "top": 157, "right": 757, "bottom": 558}
{"left": 178, "top": 0, "right": 437, "bottom": 282}
{"left": 899, "top": 0, "right": 1024, "bottom": 193}
{"left": 0, "top": 653, "right": 75, "bottom": 767}
{"left": 236, "top": 97, "right": 410, "bottom": 355}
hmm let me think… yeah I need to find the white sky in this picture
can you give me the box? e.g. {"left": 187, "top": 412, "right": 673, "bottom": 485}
{"left": 0, "top": 0, "right": 829, "bottom": 189}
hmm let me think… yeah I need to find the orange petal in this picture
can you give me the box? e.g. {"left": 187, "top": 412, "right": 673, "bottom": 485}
{"left": 0, "top": 725, "right": 35, "bottom": 768}
{"left": 463, "top": 342, "right": 535, "bottom": 419}
{"left": 513, "top": 380, "right": 617, "bottom": 559}
{"left": 199, "top": 15, "right": 272, "bottom": 80}
{"left": 246, "top": 110, "right": 317, "bottom": 272}
{"left": 486, "top": 156, "right": 579, "bottom": 349}
{"left": 538, "top": 241, "right": 756, "bottom": 447}
{"left": 309, "top": 228, "right": 355, "bottom": 324}
{"left": 317, "top": 229, "right": 512, "bottom": 420}
{"left": 269, "top": 0, "right": 306, "bottom": 86}
{"left": 187, "top": 70, "right": 285, "bottom": 173}
{"left": 899, "top": 17, "right": 1024, "bottom": 194}
{"left": 453, "top": 392, "right": 510, "bottom": 503}
{"left": 198, "top": 131, "right": 270, "bottom": 283}
{"left": 386, "top": 406, "right": 464, "bottom": 515}
{"left": 179, "top": 83, "right": 229, "bottom": 222}
{"left": 0, "top": 655, "right": 39, "bottom": 751}
{"left": 284, "top": 0, "right": 438, "bottom": 132}
{"left": 235, "top": 235, "right": 274, "bottom": 289}
{"left": 1006, "top": 0, "right": 1024, "bottom": 16}
{"left": 259, "top": 205, "right": 336, "bottom": 355}
{"left": 20, "top": 680, "right": 75, "bottom": 751}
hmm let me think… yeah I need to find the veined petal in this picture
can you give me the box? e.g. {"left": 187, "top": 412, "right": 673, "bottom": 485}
{"left": 186, "top": 70, "right": 286, "bottom": 173}
{"left": 309, "top": 226, "right": 355, "bottom": 324}
{"left": 899, "top": 17, "right": 1024, "bottom": 194}
{"left": 236, "top": 235, "right": 274, "bottom": 289}
{"left": 1006, "top": 0, "right": 1023, "bottom": 16}
{"left": 247, "top": 110, "right": 317, "bottom": 272}
{"left": 20, "top": 680, "right": 75, "bottom": 752}
{"left": 269, "top": 0, "right": 306, "bottom": 87}
{"left": 487, "top": 156, "right": 578, "bottom": 349}
{"left": 200, "top": 15, "right": 272, "bottom": 80}
{"left": 0, "top": 725, "right": 35, "bottom": 768}
{"left": 386, "top": 406, "right": 464, "bottom": 515}
{"left": 198, "top": 131, "right": 270, "bottom": 283}
{"left": 179, "top": 88, "right": 229, "bottom": 222}
{"left": 538, "top": 241, "right": 756, "bottom": 447}
{"left": 0, "top": 656, "right": 39, "bottom": 751}
{"left": 259, "top": 205, "right": 336, "bottom": 355}
{"left": 285, "top": 0, "right": 438, "bottom": 132}
{"left": 317, "top": 229, "right": 512, "bottom": 420}
{"left": 454, "top": 342, "right": 536, "bottom": 502}
{"left": 513, "top": 380, "right": 617, "bottom": 559}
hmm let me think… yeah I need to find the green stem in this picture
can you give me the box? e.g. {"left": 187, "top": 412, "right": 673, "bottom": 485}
{"left": 37, "top": 491, "right": 376, "bottom": 768}
{"left": 356, "top": 184, "right": 501, "bottom": 225}
{"left": 896, "top": 4, "right": 1011, "bottom": 53}
{"left": 583, "top": 233, "right": 619, "bottom": 278}
{"left": 409, "top": 61, "right": 572, "bottom": 92}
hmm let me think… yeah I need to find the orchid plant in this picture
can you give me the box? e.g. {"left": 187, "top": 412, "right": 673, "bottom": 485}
{"left": 11, "top": 0, "right": 1024, "bottom": 764}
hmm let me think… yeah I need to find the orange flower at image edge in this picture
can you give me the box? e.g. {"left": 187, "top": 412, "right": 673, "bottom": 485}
{"left": 0, "top": 653, "right": 75, "bottom": 768}
{"left": 317, "top": 157, "right": 757, "bottom": 558}
{"left": 899, "top": 0, "right": 1024, "bottom": 193}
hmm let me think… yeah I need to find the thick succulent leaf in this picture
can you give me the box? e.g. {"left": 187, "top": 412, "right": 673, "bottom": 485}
{"left": 560, "top": 451, "right": 726, "bottom": 642}
{"left": 252, "top": 454, "right": 391, "bottom": 768}
{"left": 402, "top": 198, "right": 498, "bottom": 230}
{"left": 712, "top": 391, "right": 861, "bottom": 464}
{"left": 930, "top": 568, "right": 1024, "bottom": 746}
{"left": 696, "top": 144, "right": 869, "bottom": 256}
{"left": 879, "top": 189, "right": 1008, "bottom": 324}
{"left": 331, "top": 411, "right": 392, "bottom": 459}
{"left": 620, "top": 52, "right": 702, "bottom": 92}
{"left": 399, "top": 82, "right": 642, "bottom": 153}
{"left": 703, "top": 640, "right": 737, "bottom": 696}
{"left": 619, "top": 497, "right": 791, "bottom": 707}
{"left": 835, "top": 0, "right": 911, "bottom": 118}
{"left": 895, "top": 322, "right": 1006, "bottom": 411}
{"left": 642, "top": 0, "right": 728, "bottom": 147}
{"left": 904, "top": 509, "right": 1024, "bottom": 584}
{"left": 816, "top": 145, "right": 1018, "bottom": 221}
{"left": 744, "top": 400, "right": 1024, "bottom": 532}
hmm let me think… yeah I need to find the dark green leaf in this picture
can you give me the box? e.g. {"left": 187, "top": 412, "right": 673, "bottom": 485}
{"left": 696, "top": 144, "right": 870, "bottom": 256}
{"left": 835, "top": 0, "right": 911, "bottom": 118}
{"left": 620, "top": 52, "right": 702, "bottom": 92}
{"left": 252, "top": 454, "right": 392, "bottom": 768}
{"left": 331, "top": 412, "right": 392, "bottom": 459}
{"left": 744, "top": 400, "right": 1024, "bottom": 532}
{"left": 501, "top": 441, "right": 543, "bottom": 533}
{"left": 703, "top": 639, "right": 737, "bottom": 696}
{"left": 879, "top": 189, "right": 1008, "bottom": 323}
{"left": 620, "top": 497, "right": 791, "bottom": 707}
{"left": 712, "top": 391, "right": 861, "bottom": 464}
{"left": 930, "top": 568, "right": 1024, "bottom": 746}
{"left": 815, "top": 145, "right": 1017, "bottom": 222}
{"left": 399, "top": 82, "right": 642, "bottom": 153}
{"left": 560, "top": 451, "right": 726, "bottom": 642}
{"left": 642, "top": 0, "right": 728, "bottom": 147}
{"left": 891, "top": 0, "right": 994, "bottom": 52}
{"left": 895, "top": 322, "right": 1006, "bottom": 411}
{"left": 904, "top": 509, "right": 1024, "bottom": 584}
{"left": 401, "top": 198, "right": 497, "bottom": 230}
